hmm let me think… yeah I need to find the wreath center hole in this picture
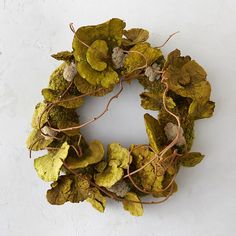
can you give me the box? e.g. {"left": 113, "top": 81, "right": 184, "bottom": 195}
{"left": 78, "top": 80, "right": 156, "bottom": 148}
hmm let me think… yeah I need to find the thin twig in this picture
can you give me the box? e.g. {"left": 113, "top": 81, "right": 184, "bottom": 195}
{"left": 48, "top": 79, "right": 124, "bottom": 132}
{"left": 156, "top": 31, "right": 179, "bottom": 48}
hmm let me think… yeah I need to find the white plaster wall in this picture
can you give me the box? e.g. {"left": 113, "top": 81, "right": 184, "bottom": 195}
{"left": 0, "top": 0, "right": 236, "bottom": 235}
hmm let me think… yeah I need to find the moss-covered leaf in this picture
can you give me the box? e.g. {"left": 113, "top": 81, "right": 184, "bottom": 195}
{"left": 158, "top": 97, "right": 195, "bottom": 151}
{"left": 48, "top": 106, "right": 80, "bottom": 136}
{"left": 42, "top": 88, "right": 84, "bottom": 108}
{"left": 108, "top": 143, "right": 131, "bottom": 169}
{"left": 46, "top": 174, "right": 90, "bottom": 205}
{"left": 131, "top": 145, "right": 164, "bottom": 192}
{"left": 48, "top": 63, "right": 70, "bottom": 91}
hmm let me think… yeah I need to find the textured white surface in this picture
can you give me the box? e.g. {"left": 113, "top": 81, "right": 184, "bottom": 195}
{"left": 1, "top": 0, "right": 236, "bottom": 235}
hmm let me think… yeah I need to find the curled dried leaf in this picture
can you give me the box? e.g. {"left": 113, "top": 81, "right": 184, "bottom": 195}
{"left": 122, "top": 28, "right": 149, "bottom": 46}
{"left": 86, "top": 188, "right": 106, "bottom": 212}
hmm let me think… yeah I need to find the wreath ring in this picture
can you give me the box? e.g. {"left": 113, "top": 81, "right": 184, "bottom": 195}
{"left": 26, "top": 18, "right": 215, "bottom": 216}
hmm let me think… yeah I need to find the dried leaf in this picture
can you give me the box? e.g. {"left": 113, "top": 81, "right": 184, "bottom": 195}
{"left": 144, "top": 113, "right": 166, "bottom": 152}
{"left": 86, "top": 188, "right": 106, "bottom": 212}
{"left": 124, "top": 43, "right": 162, "bottom": 73}
{"left": 94, "top": 143, "right": 130, "bottom": 188}
{"left": 86, "top": 40, "right": 108, "bottom": 71}
{"left": 51, "top": 51, "right": 74, "bottom": 61}
{"left": 140, "top": 92, "right": 175, "bottom": 111}
{"left": 74, "top": 74, "right": 113, "bottom": 96}
{"left": 26, "top": 128, "right": 53, "bottom": 151}
{"left": 94, "top": 161, "right": 124, "bottom": 188}
{"left": 164, "top": 49, "right": 213, "bottom": 119}
{"left": 108, "top": 143, "right": 131, "bottom": 169}
{"left": 34, "top": 141, "right": 70, "bottom": 182}
{"left": 46, "top": 174, "right": 90, "bottom": 205}
{"left": 66, "top": 140, "right": 104, "bottom": 169}
{"left": 180, "top": 152, "right": 204, "bottom": 167}
{"left": 131, "top": 145, "right": 164, "bottom": 192}
{"left": 31, "top": 102, "right": 48, "bottom": 129}
{"left": 77, "top": 61, "right": 119, "bottom": 88}
{"left": 73, "top": 18, "right": 125, "bottom": 61}
{"left": 122, "top": 192, "right": 143, "bottom": 216}
{"left": 122, "top": 28, "right": 149, "bottom": 46}
{"left": 189, "top": 100, "right": 215, "bottom": 120}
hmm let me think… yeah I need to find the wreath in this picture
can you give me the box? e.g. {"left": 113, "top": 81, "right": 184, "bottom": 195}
{"left": 26, "top": 18, "right": 215, "bottom": 216}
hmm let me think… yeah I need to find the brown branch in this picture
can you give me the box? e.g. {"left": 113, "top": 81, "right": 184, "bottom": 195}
{"left": 48, "top": 79, "right": 124, "bottom": 133}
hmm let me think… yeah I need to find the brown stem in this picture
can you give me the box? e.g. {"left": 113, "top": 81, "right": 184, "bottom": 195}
{"left": 70, "top": 144, "right": 82, "bottom": 158}
{"left": 48, "top": 79, "right": 124, "bottom": 132}
{"left": 156, "top": 31, "right": 179, "bottom": 48}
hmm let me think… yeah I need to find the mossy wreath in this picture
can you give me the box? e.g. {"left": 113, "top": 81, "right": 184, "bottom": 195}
{"left": 26, "top": 18, "right": 215, "bottom": 216}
